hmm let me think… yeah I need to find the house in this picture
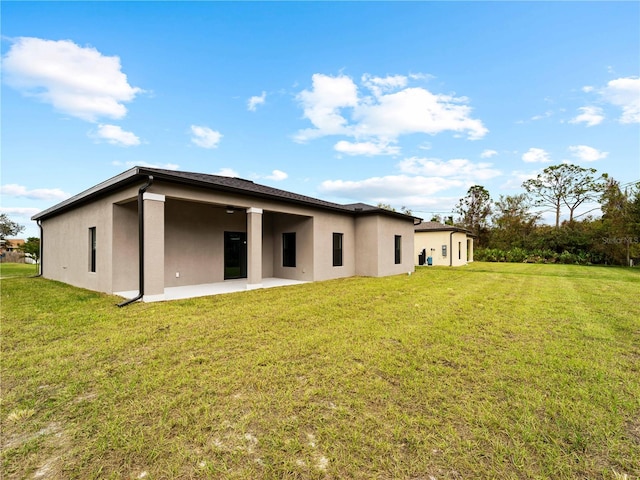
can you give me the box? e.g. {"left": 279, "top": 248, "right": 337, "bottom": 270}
{"left": 32, "top": 167, "right": 419, "bottom": 303}
{"left": 1, "top": 238, "right": 25, "bottom": 253}
{"left": 414, "top": 221, "right": 474, "bottom": 267}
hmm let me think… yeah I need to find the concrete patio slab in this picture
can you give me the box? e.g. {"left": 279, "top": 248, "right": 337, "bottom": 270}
{"left": 115, "top": 277, "right": 307, "bottom": 303}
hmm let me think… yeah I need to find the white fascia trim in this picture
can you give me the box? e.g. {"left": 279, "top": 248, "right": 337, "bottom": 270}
{"left": 143, "top": 192, "right": 166, "bottom": 202}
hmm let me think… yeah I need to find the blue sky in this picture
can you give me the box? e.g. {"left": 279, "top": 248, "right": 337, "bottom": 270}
{"left": 2, "top": 1, "right": 639, "bottom": 238}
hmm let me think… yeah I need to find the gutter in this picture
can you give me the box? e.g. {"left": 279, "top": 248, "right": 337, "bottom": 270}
{"left": 36, "top": 220, "right": 43, "bottom": 277}
{"left": 117, "top": 175, "right": 154, "bottom": 307}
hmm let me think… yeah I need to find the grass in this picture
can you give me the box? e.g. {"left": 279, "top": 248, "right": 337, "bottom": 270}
{"left": 0, "top": 262, "right": 39, "bottom": 279}
{"left": 1, "top": 262, "right": 639, "bottom": 479}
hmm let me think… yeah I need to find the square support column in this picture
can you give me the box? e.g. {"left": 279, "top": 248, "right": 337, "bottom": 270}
{"left": 246, "top": 207, "right": 263, "bottom": 289}
{"left": 143, "top": 192, "right": 165, "bottom": 301}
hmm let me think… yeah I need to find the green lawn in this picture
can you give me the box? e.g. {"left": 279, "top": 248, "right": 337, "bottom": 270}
{"left": 0, "top": 262, "right": 39, "bottom": 279}
{"left": 2, "top": 263, "right": 639, "bottom": 479}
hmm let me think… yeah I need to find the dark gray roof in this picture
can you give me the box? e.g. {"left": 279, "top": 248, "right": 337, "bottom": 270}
{"left": 32, "top": 166, "right": 421, "bottom": 222}
{"left": 415, "top": 221, "right": 472, "bottom": 235}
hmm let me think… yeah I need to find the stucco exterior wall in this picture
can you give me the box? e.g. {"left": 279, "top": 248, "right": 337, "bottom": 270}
{"left": 271, "top": 214, "right": 314, "bottom": 281}
{"left": 376, "top": 215, "right": 415, "bottom": 277}
{"left": 355, "top": 215, "right": 415, "bottom": 277}
{"left": 311, "top": 213, "right": 356, "bottom": 281}
{"left": 112, "top": 201, "right": 139, "bottom": 292}
{"left": 39, "top": 178, "right": 417, "bottom": 297}
{"left": 41, "top": 185, "right": 139, "bottom": 294}
{"left": 414, "top": 230, "right": 471, "bottom": 267}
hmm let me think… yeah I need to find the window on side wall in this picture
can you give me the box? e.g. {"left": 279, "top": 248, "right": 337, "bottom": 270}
{"left": 89, "top": 227, "right": 97, "bottom": 272}
{"left": 333, "top": 233, "right": 343, "bottom": 267}
{"left": 282, "top": 232, "right": 296, "bottom": 267}
{"left": 394, "top": 235, "right": 402, "bottom": 264}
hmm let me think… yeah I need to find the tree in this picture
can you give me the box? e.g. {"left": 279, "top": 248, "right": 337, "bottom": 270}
{"left": 523, "top": 164, "right": 605, "bottom": 228}
{"left": 0, "top": 214, "right": 24, "bottom": 240}
{"left": 491, "top": 193, "right": 539, "bottom": 249}
{"left": 455, "top": 185, "right": 492, "bottom": 246}
{"left": 376, "top": 203, "right": 412, "bottom": 216}
{"left": 19, "top": 237, "right": 41, "bottom": 264}
{"left": 600, "top": 179, "right": 640, "bottom": 265}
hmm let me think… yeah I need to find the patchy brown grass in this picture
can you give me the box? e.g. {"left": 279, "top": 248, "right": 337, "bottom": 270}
{"left": 2, "top": 263, "right": 640, "bottom": 479}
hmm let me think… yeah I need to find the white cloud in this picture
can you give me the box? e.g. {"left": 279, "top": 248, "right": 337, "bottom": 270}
{"left": 601, "top": 76, "right": 640, "bottom": 124}
{"left": 582, "top": 86, "right": 594, "bottom": 93}
{"left": 398, "top": 157, "right": 501, "bottom": 181}
{"left": 112, "top": 161, "right": 179, "bottom": 170}
{"left": 294, "top": 73, "right": 359, "bottom": 141}
{"left": 190, "top": 125, "right": 222, "bottom": 149}
{"left": 480, "top": 149, "right": 498, "bottom": 158}
{"left": 334, "top": 140, "right": 400, "bottom": 156}
{"left": 92, "top": 124, "right": 140, "bottom": 146}
{"left": 0, "top": 184, "right": 70, "bottom": 201}
{"left": 361, "top": 74, "right": 408, "bottom": 97}
{"left": 294, "top": 72, "right": 487, "bottom": 151}
{"left": 320, "top": 175, "right": 465, "bottom": 199}
{"left": 214, "top": 168, "right": 239, "bottom": 177}
{"left": 568, "top": 145, "right": 608, "bottom": 162}
{"left": 353, "top": 86, "right": 487, "bottom": 140}
{"left": 0, "top": 207, "right": 41, "bottom": 218}
{"left": 247, "top": 91, "right": 266, "bottom": 111}
{"left": 501, "top": 170, "right": 541, "bottom": 190}
{"left": 265, "top": 169, "right": 288, "bottom": 181}
{"left": 569, "top": 106, "right": 605, "bottom": 127}
{"left": 522, "top": 147, "right": 551, "bottom": 163}
{"left": 2, "top": 37, "right": 142, "bottom": 122}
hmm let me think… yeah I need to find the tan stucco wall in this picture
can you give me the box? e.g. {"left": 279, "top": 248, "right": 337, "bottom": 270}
{"left": 41, "top": 185, "right": 139, "bottom": 294}
{"left": 40, "top": 179, "right": 417, "bottom": 295}
{"left": 311, "top": 213, "right": 356, "bottom": 281}
{"left": 414, "top": 230, "right": 472, "bottom": 267}
{"left": 112, "top": 201, "right": 139, "bottom": 292}
{"left": 355, "top": 215, "right": 415, "bottom": 277}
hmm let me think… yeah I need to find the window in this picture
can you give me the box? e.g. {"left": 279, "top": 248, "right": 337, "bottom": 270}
{"left": 89, "top": 227, "right": 97, "bottom": 272}
{"left": 333, "top": 233, "right": 343, "bottom": 267}
{"left": 282, "top": 232, "right": 296, "bottom": 267}
{"left": 458, "top": 241, "right": 462, "bottom": 260}
{"left": 394, "top": 235, "right": 402, "bottom": 264}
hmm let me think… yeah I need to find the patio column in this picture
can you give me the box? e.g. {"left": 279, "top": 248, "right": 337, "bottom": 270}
{"left": 246, "top": 207, "right": 263, "bottom": 289}
{"left": 143, "top": 192, "right": 165, "bottom": 301}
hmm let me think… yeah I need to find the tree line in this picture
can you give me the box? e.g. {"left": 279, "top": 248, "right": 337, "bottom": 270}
{"left": 0, "top": 213, "right": 40, "bottom": 263}
{"left": 450, "top": 164, "right": 640, "bottom": 266}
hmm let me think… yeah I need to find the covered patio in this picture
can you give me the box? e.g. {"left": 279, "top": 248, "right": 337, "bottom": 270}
{"left": 115, "top": 277, "right": 307, "bottom": 302}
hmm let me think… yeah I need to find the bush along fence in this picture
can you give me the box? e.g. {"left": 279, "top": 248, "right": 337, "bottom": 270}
{"left": 474, "top": 247, "right": 614, "bottom": 265}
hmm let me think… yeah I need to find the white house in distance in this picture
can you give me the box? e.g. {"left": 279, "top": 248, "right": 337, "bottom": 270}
{"left": 414, "top": 221, "right": 474, "bottom": 267}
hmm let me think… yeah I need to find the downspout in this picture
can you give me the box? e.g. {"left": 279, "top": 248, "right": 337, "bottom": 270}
{"left": 118, "top": 175, "right": 154, "bottom": 307}
{"left": 35, "top": 220, "right": 43, "bottom": 277}
{"left": 449, "top": 230, "right": 455, "bottom": 267}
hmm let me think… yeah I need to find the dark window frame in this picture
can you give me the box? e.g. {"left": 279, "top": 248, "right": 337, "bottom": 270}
{"left": 89, "top": 227, "right": 97, "bottom": 273}
{"left": 333, "top": 232, "right": 343, "bottom": 267}
{"left": 394, "top": 235, "right": 402, "bottom": 265}
{"left": 282, "top": 232, "right": 296, "bottom": 267}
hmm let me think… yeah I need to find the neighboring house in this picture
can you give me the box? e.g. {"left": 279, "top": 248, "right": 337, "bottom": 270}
{"left": 32, "top": 167, "right": 418, "bottom": 302}
{"left": 1, "top": 238, "right": 25, "bottom": 253}
{"left": 414, "top": 222, "right": 474, "bottom": 267}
